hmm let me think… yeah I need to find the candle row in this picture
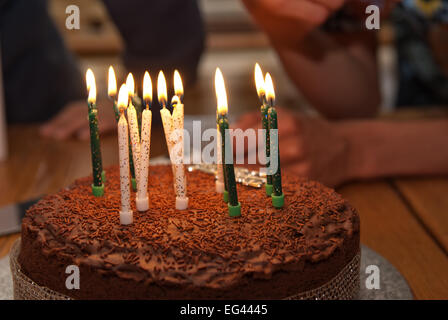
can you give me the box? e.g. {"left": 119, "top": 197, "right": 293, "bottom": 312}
{"left": 85, "top": 64, "right": 283, "bottom": 225}
{"left": 86, "top": 68, "right": 189, "bottom": 225}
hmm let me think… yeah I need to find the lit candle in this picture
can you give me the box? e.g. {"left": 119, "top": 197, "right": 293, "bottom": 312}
{"left": 85, "top": 69, "right": 104, "bottom": 197}
{"left": 136, "top": 71, "right": 153, "bottom": 212}
{"left": 255, "top": 63, "right": 273, "bottom": 196}
{"left": 126, "top": 73, "right": 142, "bottom": 133}
{"left": 158, "top": 71, "right": 188, "bottom": 210}
{"left": 117, "top": 84, "right": 133, "bottom": 224}
{"left": 172, "top": 70, "right": 188, "bottom": 210}
{"left": 215, "top": 68, "right": 241, "bottom": 217}
{"left": 265, "top": 73, "right": 284, "bottom": 208}
{"left": 214, "top": 70, "right": 226, "bottom": 196}
{"left": 108, "top": 66, "right": 120, "bottom": 122}
{"left": 123, "top": 73, "right": 137, "bottom": 191}
{"left": 127, "top": 74, "right": 142, "bottom": 199}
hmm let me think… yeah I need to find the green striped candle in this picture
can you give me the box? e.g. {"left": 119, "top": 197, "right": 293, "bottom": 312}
{"left": 86, "top": 69, "right": 104, "bottom": 197}
{"left": 215, "top": 68, "right": 241, "bottom": 217}
{"left": 255, "top": 63, "right": 273, "bottom": 195}
{"left": 265, "top": 73, "right": 284, "bottom": 208}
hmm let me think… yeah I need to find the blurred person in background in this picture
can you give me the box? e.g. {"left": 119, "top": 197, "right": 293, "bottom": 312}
{"left": 1, "top": 0, "right": 448, "bottom": 187}
{"left": 236, "top": 0, "right": 448, "bottom": 187}
{"left": 0, "top": 0, "right": 204, "bottom": 139}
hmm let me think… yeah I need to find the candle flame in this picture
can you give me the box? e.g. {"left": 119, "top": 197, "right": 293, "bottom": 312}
{"left": 86, "top": 69, "right": 96, "bottom": 104}
{"left": 174, "top": 70, "right": 184, "bottom": 100}
{"left": 86, "top": 68, "right": 94, "bottom": 91}
{"left": 143, "top": 71, "right": 152, "bottom": 106}
{"left": 157, "top": 71, "right": 167, "bottom": 107}
{"left": 214, "top": 68, "right": 228, "bottom": 115}
{"left": 264, "top": 73, "right": 275, "bottom": 106}
{"left": 108, "top": 66, "right": 117, "bottom": 97}
{"left": 126, "top": 73, "right": 135, "bottom": 98}
{"left": 254, "top": 63, "right": 265, "bottom": 99}
{"left": 171, "top": 95, "right": 180, "bottom": 107}
{"left": 117, "top": 84, "right": 128, "bottom": 112}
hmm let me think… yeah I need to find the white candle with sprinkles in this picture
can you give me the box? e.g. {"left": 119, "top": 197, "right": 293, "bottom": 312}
{"left": 126, "top": 74, "right": 142, "bottom": 196}
{"left": 158, "top": 71, "right": 188, "bottom": 210}
{"left": 172, "top": 70, "right": 188, "bottom": 210}
{"left": 117, "top": 84, "right": 132, "bottom": 225}
{"left": 136, "top": 71, "right": 152, "bottom": 211}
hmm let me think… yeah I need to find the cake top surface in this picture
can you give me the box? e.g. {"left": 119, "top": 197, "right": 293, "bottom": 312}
{"left": 24, "top": 165, "right": 359, "bottom": 289}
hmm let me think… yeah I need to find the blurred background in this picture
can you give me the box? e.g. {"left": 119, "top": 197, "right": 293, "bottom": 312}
{"left": 48, "top": 0, "right": 307, "bottom": 115}
{"left": 0, "top": 0, "right": 447, "bottom": 202}
{"left": 47, "top": 0, "right": 406, "bottom": 114}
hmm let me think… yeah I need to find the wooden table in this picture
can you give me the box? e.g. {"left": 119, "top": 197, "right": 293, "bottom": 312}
{"left": 0, "top": 122, "right": 447, "bottom": 300}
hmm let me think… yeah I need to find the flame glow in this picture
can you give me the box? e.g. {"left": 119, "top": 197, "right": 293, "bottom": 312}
{"left": 126, "top": 73, "right": 135, "bottom": 97}
{"left": 171, "top": 95, "right": 180, "bottom": 107}
{"left": 254, "top": 63, "right": 265, "bottom": 99}
{"left": 108, "top": 66, "right": 117, "bottom": 97}
{"left": 86, "top": 69, "right": 96, "bottom": 104}
{"left": 86, "top": 68, "right": 94, "bottom": 91}
{"left": 174, "top": 70, "right": 184, "bottom": 99}
{"left": 214, "top": 68, "right": 228, "bottom": 115}
{"left": 143, "top": 71, "right": 152, "bottom": 105}
{"left": 264, "top": 73, "right": 275, "bottom": 106}
{"left": 117, "top": 84, "right": 128, "bottom": 112}
{"left": 157, "top": 71, "right": 167, "bottom": 107}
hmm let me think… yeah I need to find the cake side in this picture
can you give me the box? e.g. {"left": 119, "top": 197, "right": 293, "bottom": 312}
{"left": 19, "top": 165, "right": 360, "bottom": 299}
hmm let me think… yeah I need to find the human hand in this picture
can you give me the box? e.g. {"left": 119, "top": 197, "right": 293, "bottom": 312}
{"left": 39, "top": 99, "right": 117, "bottom": 140}
{"left": 241, "top": 0, "right": 346, "bottom": 48}
{"left": 235, "top": 107, "right": 353, "bottom": 187}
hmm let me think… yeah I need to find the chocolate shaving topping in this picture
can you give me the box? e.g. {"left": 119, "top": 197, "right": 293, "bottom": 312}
{"left": 23, "top": 165, "right": 359, "bottom": 289}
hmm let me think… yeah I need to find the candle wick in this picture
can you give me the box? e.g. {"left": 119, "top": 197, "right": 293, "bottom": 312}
{"left": 261, "top": 94, "right": 268, "bottom": 107}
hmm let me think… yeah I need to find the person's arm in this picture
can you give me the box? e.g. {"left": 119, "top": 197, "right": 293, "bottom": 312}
{"left": 236, "top": 108, "right": 448, "bottom": 187}
{"left": 42, "top": 0, "right": 205, "bottom": 140}
{"left": 274, "top": 30, "right": 380, "bottom": 118}
{"left": 338, "top": 119, "right": 448, "bottom": 181}
{"left": 242, "top": 0, "right": 381, "bottom": 118}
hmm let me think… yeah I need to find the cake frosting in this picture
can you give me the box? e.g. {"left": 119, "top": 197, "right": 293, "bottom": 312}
{"left": 19, "top": 165, "right": 360, "bottom": 299}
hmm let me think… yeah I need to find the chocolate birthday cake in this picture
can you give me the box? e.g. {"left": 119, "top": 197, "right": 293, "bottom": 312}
{"left": 17, "top": 165, "right": 360, "bottom": 299}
